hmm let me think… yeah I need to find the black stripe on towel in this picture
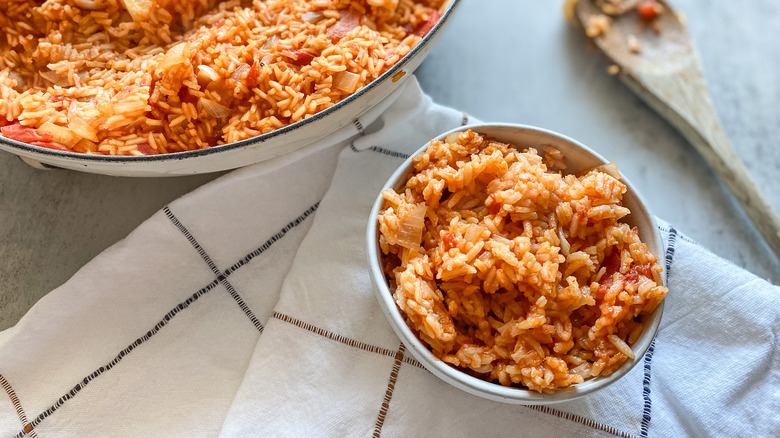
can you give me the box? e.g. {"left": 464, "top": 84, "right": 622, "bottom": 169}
{"left": 640, "top": 340, "right": 656, "bottom": 437}
{"left": 15, "top": 204, "right": 322, "bottom": 437}
{"left": 0, "top": 374, "right": 37, "bottom": 437}
{"left": 664, "top": 226, "right": 678, "bottom": 275}
{"left": 352, "top": 118, "right": 365, "bottom": 134}
{"left": 273, "top": 311, "right": 425, "bottom": 370}
{"left": 372, "top": 343, "right": 405, "bottom": 438}
{"left": 275, "top": 311, "right": 637, "bottom": 438}
{"left": 527, "top": 406, "right": 638, "bottom": 438}
{"left": 349, "top": 143, "right": 410, "bottom": 160}
{"left": 657, "top": 225, "right": 696, "bottom": 245}
{"left": 164, "top": 206, "right": 264, "bottom": 332}
{"left": 15, "top": 279, "right": 221, "bottom": 438}
{"left": 639, "top": 226, "right": 677, "bottom": 437}
{"left": 222, "top": 202, "right": 320, "bottom": 277}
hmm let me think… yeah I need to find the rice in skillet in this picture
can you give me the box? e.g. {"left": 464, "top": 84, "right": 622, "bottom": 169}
{"left": 0, "top": 0, "right": 444, "bottom": 155}
{"left": 377, "top": 129, "right": 667, "bottom": 392}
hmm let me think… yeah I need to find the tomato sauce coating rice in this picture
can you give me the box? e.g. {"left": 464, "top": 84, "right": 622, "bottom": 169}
{"left": 377, "top": 129, "right": 667, "bottom": 392}
{"left": 0, "top": 0, "right": 444, "bottom": 155}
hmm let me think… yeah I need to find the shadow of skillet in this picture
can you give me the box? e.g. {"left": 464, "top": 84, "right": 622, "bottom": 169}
{"left": 0, "top": 151, "right": 226, "bottom": 330}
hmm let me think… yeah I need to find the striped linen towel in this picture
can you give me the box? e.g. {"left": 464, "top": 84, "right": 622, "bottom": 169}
{"left": 0, "top": 77, "right": 777, "bottom": 438}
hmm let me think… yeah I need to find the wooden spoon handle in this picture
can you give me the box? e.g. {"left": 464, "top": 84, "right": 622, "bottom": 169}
{"left": 572, "top": 0, "right": 780, "bottom": 258}
{"left": 686, "top": 119, "right": 780, "bottom": 258}
{"left": 621, "top": 74, "right": 780, "bottom": 258}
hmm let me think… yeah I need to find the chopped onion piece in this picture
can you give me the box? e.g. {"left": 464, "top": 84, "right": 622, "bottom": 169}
{"left": 558, "top": 230, "right": 571, "bottom": 256}
{"left": 68, "top": 117, "right": 98, "bottom": 142}
{"left": 67, "top": 101, "right": 101, "bottom": 141}
{"left": 395, "top": 204, "right": 426, "bottom": 248}
{"left": 261, "top": 34, "right": 279, "bottom": 50}
{"left": 38, "top": 122, "right": 80, "bottom": 147}
{"left": 445, "top": 132, "right": 460, "bottom": 143}
{"left": 157, "top": 43, "right": 191, "bottom": 72}
{"left": 74, "top": 0, "right": 104, "bottom": 10}
{"left": 120, "top": 0, "right": 153, "bottom": 22}
{"left": 39, "top": 70, "right": 68, "bottom": 87}
{"left": 197, "top": 65, "right": 220, "bottom": 83}
{"left": 232, "top": 63, "right": 250, "bottom": 80}
{"left": 200, "top": 98, "right": 230, "bottom": 119}
{"left": 333, "top": 70, "right": 360, "bottom": 93}
{"left": 593, "top": 162, "right": 622, "bottom": 180}
{"left": 608, "top": 334, "right": 635, "bottom": 359}
{"left": 326, "top": 10, "right": 360, "bottom": 42}
{"left": 302, "top": 11, "right": 325, "bottom": 23}
{"left": 360, "top": 15, "right": 377, "bottom": 30}
{"left": 260, "top": 54, "right": 273, "bottom": 66}
{"left": 367, "top": 0, "right": 398, "bottom": 11}
{"left": 8, "top": 72, "right": 26, "bottom": 89}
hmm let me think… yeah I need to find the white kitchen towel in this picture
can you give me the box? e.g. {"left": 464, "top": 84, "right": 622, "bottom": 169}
{"left": 0, "top": 77, "right": 777, "bottom": 438}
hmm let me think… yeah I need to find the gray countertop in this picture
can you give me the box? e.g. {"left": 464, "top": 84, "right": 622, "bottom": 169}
{"left": 1, "top": 0, "right": 777, "bottom": 330}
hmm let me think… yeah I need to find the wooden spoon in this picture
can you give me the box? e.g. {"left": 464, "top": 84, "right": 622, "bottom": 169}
{"left": 571, "top": 0, "right": 780, "bottom": 259}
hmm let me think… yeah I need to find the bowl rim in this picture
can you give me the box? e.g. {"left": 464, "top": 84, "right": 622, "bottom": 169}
{"left": 0, "top": 0, "right": 461, "bottom": 163}
{"left": 366, "top": 122, "right": 666, "bottom": 404}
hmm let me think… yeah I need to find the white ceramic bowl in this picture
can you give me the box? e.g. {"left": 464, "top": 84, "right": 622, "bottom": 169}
{"left": 366, "top": 123, "right": 666, "bottom": 404}
{"left": 0, "top": 0, "right": 461, "bottom": 177}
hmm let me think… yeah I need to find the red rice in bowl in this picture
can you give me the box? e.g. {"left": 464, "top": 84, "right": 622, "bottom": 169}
{"left": 0, "top": 0, "right": 445, "bottom": 155}
{"left": 377, "top": 129, "right": 667, "bottom": 393}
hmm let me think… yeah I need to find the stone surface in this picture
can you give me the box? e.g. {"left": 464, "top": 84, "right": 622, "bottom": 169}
{"left": 0, "top": 0, "right": 777, "bottom": 330}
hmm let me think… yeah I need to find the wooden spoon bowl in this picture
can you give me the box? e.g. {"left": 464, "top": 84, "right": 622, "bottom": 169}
{"left": 571, "top": 0, "right": 780, "bottom": 258}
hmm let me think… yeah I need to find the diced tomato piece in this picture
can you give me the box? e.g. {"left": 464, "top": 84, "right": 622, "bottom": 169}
{"left": 1, "top": 122, "right": 70, "bottom": 150}
{"left": 283, "top": 50, "right": 315, "bottom": 66}
{"left": 624, "top": 263, "right": 653, "bottom": 284}
{"left": 326, "top": 10, "right": 360, "bottom": 43}
{"left": 30, "top": 140, "right": 69, "bottom": 151}
{"left": 442, "top": 232, "right": 458, "bottom": 250}
{"left": 414, "top": 10, "right": 440, "bottom": 37}
{"left": 602, "top": 250, "right": 621, "bottom": 277}
{"left": 217, "top": 18, "right": 226, "bottom": 28}
{"left": 1, "top": 122, "right": 51, "bottom": 144}
{"left": 487, "top": 194, "right": 501, "bottom": 214}
{"left": 597, "top": 250, "right": 622, "bottom": 294}
{"left": 625, "top": 267, "right": 639, "bottom": 284}
{"left": 136, "top": 142, "right": 159, "bottom": 155}
{"left": 598, "top": 250, "right": 653, "bottom": 295}
{"left": 0, "top": 119, "right": 70, "bottom": 151}
{"left": 246, "top": 59, "right": 259, "bottom": 88}
{"left": 178, "top": 87, "right": 198, "bottom": 105}
{"left": 637, "top": 1, "right": 659, "bottom": 20}
{"left": 0, "top": 118, "right": 12, "bottom": 127}
{"left": 148, "top": 81, "right": 156, "bottom": 99}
